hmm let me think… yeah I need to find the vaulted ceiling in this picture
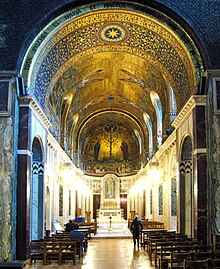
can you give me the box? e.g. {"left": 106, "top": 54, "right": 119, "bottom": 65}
{"left": 23, "top": 3, "right": 203, "bottom": 176}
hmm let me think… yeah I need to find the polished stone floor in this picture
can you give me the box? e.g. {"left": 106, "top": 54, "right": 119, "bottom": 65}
{"left": 25, "top": 238, "right": 156, "bottom": 269}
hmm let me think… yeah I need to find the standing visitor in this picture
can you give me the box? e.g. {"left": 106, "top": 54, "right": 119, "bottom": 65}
{"left": 130, "top": 215, "right": 143, "bottom": 249}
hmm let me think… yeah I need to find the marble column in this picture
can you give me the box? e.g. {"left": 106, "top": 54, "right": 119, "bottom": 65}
{"left": 16, "top": 104, "right": 31, "bottom": 259}
{"left": 193, "top": 104, "right": 207, "bottom": 243}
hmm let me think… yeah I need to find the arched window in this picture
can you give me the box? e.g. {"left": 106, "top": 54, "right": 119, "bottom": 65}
{"left": 134, "top": 129, "right": 142, "bottom": 154}
{"left": 169, "top": 84, "right": 177, "bottom": 123}
{"left": 70, "top": 113, "right": 79, "bottom": 160}
{"left": 150, "top": 92, "right": 163, "bottom": 148}
{"left": 143, "top": 113, "right": 153, "bottom": 158}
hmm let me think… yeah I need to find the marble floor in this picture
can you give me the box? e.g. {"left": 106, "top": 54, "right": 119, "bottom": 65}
{"left": 93, "top": 220, "right": 133, "bottom": 238}
{"left": 25, "top": 238, "right": 156, "bottom": 269}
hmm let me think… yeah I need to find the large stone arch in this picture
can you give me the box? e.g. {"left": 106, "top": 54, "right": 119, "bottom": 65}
{"left": 17, "top": 0, "right": 207, "bottom": 244}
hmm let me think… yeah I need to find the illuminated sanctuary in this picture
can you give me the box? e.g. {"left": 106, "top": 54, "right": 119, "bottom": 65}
{"left": 0, "top": 0, "right": 220, "bottom": 263}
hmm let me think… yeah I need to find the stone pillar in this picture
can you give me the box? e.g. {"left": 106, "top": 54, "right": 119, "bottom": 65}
{"left": 81, "top": 194, "right": 85, "bottom": 217}
{"left": 0, "top": 72, "right": 18, "bottom": 261}
{"left": 16, "top": 100, "right": 31, "bottom": 259}
{"left": 86, "top": 210, "right": 91, "bottom": 223}
{"left": 192, "top": 101, "right": 207, "bottom": 243}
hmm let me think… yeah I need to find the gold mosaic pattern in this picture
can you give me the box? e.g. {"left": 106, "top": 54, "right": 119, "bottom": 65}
{"left": 31, "top": 10, "right": 196, "bottom": 109}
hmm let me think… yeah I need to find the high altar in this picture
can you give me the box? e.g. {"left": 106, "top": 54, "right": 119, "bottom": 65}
{"left": 98, "top": 174, "right": 123, "bottom": 221}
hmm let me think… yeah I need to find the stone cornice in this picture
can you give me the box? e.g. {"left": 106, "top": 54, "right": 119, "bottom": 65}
{"left": 47, "top": 132, "right": 73, "bottom": 165}
{"left": 139, "top": 129, "right": 176, "bottom": 173}
{"left": 155, "top": 130, "right": 176, "bottom": 160}
{"left": 0, "top": 71, "right": 19, "bottom": 78}
{"left": 204, "top": 69, "right": 220, "bottom": 77}
{"left": 172, "top": 95, "right": 206, "bottom": 129}
{"left": 19, "top": 95, "right": 51, "bottom": 129}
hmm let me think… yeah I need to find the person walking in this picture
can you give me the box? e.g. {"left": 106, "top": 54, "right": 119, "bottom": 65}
{"left": 69, "top": 226, "right": 85, "bottom": 256}
{"left": 130, "top": 215, "right": 143, "bottom": 249}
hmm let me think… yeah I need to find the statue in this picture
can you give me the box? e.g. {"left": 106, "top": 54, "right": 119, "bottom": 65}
{"left": 94, "top": 139, "right": 101, "bottom": 161}
{"left": 120, "top": 140, "right": 129, "bottom": 161}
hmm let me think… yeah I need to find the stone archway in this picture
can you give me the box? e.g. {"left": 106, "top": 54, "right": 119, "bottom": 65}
{"left": 179, "top": 136, "right": 193, "bottom": 237}
{"left": 30, "top": 137, "right": 44, "bottom": 240}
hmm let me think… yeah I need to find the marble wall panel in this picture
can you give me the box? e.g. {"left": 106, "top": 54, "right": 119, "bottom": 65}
{"left": 206, "top": 74, "right": 220, "bottom": 238}
{"left": 193, "top": 106, "right": 206, "bottom": 149}
{"left": 0, "top": 76, "right": 18, "bottom": 262}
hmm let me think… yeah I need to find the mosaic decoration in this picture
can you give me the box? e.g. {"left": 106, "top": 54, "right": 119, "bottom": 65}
{"left": 158, "top": 184, "right": 163, "bottom": 215}
{"left": 80, "top": 113, "right": 140, "bottom": 163}
{"left": 181, "top": 136, "right": 192, "bottom": 161}
{"left": 180, "top": 161, "right": 192, "bottom": 175}
{"left": 171, "top": 177, "right": 177, "bottom": 216}
{"left": 19, "top": 2, "right": 204, "bottom": 176}
{"left": 59, "top": 184, "right": 63, "bottom": 217}
{"left": 93, "top": 179, "right": 101, "bottom": 193}
{"left": 32, "top": 137, "right": 43, "bottom": 162}
{"left": 25, "top": 9, "right": 200, "bottom": 110}
{"left": 98, "top": 23, "right": 129, "bottom": 43}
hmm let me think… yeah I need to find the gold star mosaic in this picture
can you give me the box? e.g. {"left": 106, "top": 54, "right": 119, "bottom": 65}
{"left": 98, "top": 23, "right": 129, "bottom": 43}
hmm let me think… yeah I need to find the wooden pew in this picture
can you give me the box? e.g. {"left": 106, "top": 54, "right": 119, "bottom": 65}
{"left": 29, "top": 241, "right": 45, "bottom": 264}
{"left": 61, "top": 241, "right": 77, "bottom": 264}
{"left": 155, "top": 241, "right": 174, "bottom": 267}
{"left": 44, "top": 241, "right": 62, "bottom": 265}
{"left": 168, "top": 251, "right": 194, "bottom": 269}
{"left": 183, "top": 258, "right": 209, "bottom": 268}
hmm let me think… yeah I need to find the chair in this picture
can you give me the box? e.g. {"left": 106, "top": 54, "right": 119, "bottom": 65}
{"left": 214, "top": 251, "right": 220, "bottom": 259}
{"left": 193, "top": 251, "right": 214, "bottom": 260}
{"left": 155, "top": 241, "right": 173, "bottom": 267}
{"left": 157, "top": 245, "right": 179, "bottom": 269}
{"left": 178, "top": 245, "right": 196, "bottom": 252}
{"left": 149, "top": 238, "right": 167, "bottom": 264}
{"left": 168, "top": 251, "right": 193, "bottom": 269}
{"left": 208, "top": 258, "right": 220, "bottom": 269}
{"left": 44, "top": 241, "right": 62, "bottom": 265}
{"left": 29, "top": 241, "right": 45, "bottom": 264}
{"left": 195, "top": 245, "right": 213, "bottom": 252}
{"left": 61, "top": 241, "right": 77, "bottom": 264}
{"left": 183, "top": 259, "right": 209, "bottom": 268}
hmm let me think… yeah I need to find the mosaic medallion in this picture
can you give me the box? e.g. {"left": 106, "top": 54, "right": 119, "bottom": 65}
{"left": 98, "top": 23, "right": 129, "bottom": 43}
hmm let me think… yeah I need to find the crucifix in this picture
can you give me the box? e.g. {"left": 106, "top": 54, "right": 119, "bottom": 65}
{"left": 104, "top": 123, "right": 118, "bottom": 160}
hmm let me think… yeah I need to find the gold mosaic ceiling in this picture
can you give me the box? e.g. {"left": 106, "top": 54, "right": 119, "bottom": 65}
{"left": 23, "top": 3, "right": 203, "bottom": 174}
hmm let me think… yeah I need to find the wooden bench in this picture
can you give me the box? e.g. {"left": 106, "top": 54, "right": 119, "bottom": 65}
{"left": 142, "top": 230, "right": 167, "bottom": 250}
{"left": 44, "top": 241, "right": 62, "bottom": 265}
{"left": 168, "top": 251, "right": 194, "bottom": 269}
{"left": 77, "top": 221, "right": 97, "bottom": 236}
{"left": 61, "top": 241, "right": 78, "bottom": 264}
{"left": 143, "top": 220, "right": 165, "bottom": 229}
{"left": 183, "top": 258, "right": 209, "bottom": 268}
{"left": 30, "top": 241, "right": 45, "bottom": 264}
{"left": 52, "top": 230, "right": 88, "bottom": 251}
{"left": 29, "top": 238, "right": 83, "bottom": 265}
{"left": 208, "top": 258, "right": 220, "bottom": 269}
{"left": 155, "top": 241, "right": 174, "bottom": 267}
